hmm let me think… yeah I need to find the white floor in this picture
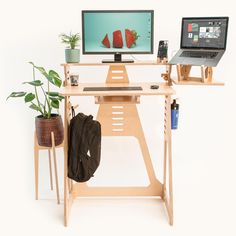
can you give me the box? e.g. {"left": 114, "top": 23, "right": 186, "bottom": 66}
{"left": 1, "top": 126, "right": 236, "bottom": 236}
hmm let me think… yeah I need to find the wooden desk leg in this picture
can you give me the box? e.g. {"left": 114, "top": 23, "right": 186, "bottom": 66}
{"left": 64, "top": 96, "right": 69, "bottom": 226}
{"left": 163, "top": 139, "right": 167, "bottom": 198}
{"left": 163, "top": 95, "right": 174, "bottom": 225}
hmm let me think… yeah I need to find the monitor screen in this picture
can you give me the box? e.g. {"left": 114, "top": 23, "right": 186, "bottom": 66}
{"left": 181, "top": 17, "right": 229, "bottom": 49}
{"left": 82, "top": 10, "right": 154, "bottom": 54}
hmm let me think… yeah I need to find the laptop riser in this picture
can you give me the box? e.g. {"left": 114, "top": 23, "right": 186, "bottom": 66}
{"left": 169, "top": 49, "right": 224, "bottom": 67}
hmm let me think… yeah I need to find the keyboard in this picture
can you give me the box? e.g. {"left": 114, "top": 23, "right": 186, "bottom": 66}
{"left": 83, "top": 86, "right": 143, "bottom": 91}
{"left": 180, "top": 51, "right": 218, "bottom": 59}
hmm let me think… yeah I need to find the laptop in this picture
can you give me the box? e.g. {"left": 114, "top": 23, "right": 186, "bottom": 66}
{"left": 169, "top": 17, "right": 229, "bottom": 67}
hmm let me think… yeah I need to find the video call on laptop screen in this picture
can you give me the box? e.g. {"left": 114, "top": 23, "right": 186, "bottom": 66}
{"left": 181, "top": 17, "right": 228, "bottom": 49}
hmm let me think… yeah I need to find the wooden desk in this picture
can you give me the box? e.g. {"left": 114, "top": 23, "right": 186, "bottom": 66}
{"left": 60, "top": 82, "right": 173, "bottom": 97}
{"left": 60, "top": 62, "right": 175, "bottom": 226}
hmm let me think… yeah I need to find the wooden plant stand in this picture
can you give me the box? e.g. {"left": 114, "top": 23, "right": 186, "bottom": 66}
{"left": 34, "top": 132, "right": 63, "bottom": 204}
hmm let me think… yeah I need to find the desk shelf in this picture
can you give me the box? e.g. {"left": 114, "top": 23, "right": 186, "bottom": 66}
{"left": 61, "top": 60, "right": 169, "bottom": 66}
{"left": 171, "top": 77, "right": 224, "bottom": 86}
{"left": 60, "top": 82, "right": 174, "bottom": 97}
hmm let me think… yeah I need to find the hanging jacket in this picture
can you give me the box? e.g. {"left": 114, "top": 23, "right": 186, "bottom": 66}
{"left": 68, "top": 112, "right": 101, "bottom": 182}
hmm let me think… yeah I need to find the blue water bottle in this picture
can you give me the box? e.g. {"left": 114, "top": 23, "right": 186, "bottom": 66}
{"left": 171, "top": 99, "right": 179, "bottom": 130}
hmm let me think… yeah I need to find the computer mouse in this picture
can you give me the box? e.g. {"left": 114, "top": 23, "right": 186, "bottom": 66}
{"left": 150, "top": 85, "right": 159, "bottom": 89}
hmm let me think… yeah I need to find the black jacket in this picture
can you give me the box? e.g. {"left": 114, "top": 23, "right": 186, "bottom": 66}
{"left": 68, "top": 113, "right": 101, "bottom": 182}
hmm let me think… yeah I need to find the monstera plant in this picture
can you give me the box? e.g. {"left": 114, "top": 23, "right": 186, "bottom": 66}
{"left": 7, "top": 62, "right": 64, "bottom": 147}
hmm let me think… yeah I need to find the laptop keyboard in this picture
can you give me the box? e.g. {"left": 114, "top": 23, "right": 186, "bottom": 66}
{"left": 180, "top": 51, "right": 218, "bottom": 59}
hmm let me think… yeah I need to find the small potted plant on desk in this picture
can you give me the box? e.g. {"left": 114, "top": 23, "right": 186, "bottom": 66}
{"left": 59, "top": 32, "right": 81, "bottom": 63}
{"left": 7, "top": 62, "right": 64, "bottom": 147}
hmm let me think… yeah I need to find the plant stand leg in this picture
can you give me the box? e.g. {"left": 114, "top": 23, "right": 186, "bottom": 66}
{"left": 34, "top": 132, "right": 39, "bottom": 200}
{"left": 51, "top": 132, "right": 60, "bottom": 204}
{"left": 48, "top": 149, "right": 53, "bottom": 190}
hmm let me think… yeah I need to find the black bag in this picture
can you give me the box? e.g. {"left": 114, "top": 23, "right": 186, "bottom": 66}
{"left": 68, "top": 112, "right": 101, "bottom": 182}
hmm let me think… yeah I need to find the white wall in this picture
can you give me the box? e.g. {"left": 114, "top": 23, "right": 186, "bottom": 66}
{"left": 0, "top": 0, "right": 236, "bottom": 235}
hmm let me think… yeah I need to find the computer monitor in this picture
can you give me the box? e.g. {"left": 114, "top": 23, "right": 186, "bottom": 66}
{"left": 82, "top": 10, "right": 154, "bottom": 62}
{"left": 181, "top": 17, "right": 229, "bottom": 49}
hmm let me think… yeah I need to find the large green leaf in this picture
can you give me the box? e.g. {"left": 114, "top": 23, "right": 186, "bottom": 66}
{"left": 46, "top": 91, "right": 59, "bottom": 96}
{"left": 41, "top": 70, "right": 54, "bottom": 85}
{"left": 47, "top": 92, "right": 64, "bottom": 100}
{"left": 29, "top": 62, "right": 53, "bottom": 84}
{"left": 29, "top": 103, "right": 41, "bottom": 111}
{"left": 49, "top": 70, "right": 60, "bottom": 79}
{"left": 51, "top": 100, "right": 59, "bottom": 109}
{"left": 29, "top": 62, "right": 48, "bottom": 77}
{"left": 29, "top": 62, "right": 62, "bottom": 87}
{"left": 49, "top": 70, "right": 62, "bottom": 87}
{"left": 35, "top": 66, "right": 47, "bottom": 76}
{"left": 45, "top": 75, "right": 54, "bottom": 85}
{"left": 23, "top": 80, "right": 43, "bottom": 86}
{"left": 58, "top": 95, "right": 64, "bottom": 100}
{"left": 7, "top": 91, "right": 26, "bottom": 100}
{"left": 24, "top": 93, "right": 35, "bottom": 103}
{"left": 53, "top": 77, "right": 62, "bottom": 87}
{"left": 48, "top": 96, "right": 59, "bottom": 102}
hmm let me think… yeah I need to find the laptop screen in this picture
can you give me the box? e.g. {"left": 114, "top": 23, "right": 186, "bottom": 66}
{"left": 181, "top": 17, "right": 229, "bottom": 50}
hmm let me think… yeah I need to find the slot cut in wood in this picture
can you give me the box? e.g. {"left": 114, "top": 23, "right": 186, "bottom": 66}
{"left": 112, "top": 111, "right": 124, "bottom": 115}
{"left": 112, "top": 117, "right": 124, "bottom": 120}
{"left": 112, "top": 128, "right": 124, "bottom": 132}
{"left": 112, "top": 123, "right": 124, "bottom": 126}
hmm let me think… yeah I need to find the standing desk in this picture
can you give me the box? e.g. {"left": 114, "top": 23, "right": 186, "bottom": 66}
{"left": 60, "top": 62, "right": 175, "bottom": 226}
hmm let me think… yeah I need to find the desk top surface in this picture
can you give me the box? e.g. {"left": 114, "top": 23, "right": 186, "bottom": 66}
{"left": 61, "top": 60, "right": 168, "bottom": 67}
{"left": 60, "top": 82, "right": 175, "bottom": 97}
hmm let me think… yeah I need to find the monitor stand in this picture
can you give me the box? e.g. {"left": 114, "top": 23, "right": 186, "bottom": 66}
{"left": 102, "top": 53, "right": 134, "bottom": 63}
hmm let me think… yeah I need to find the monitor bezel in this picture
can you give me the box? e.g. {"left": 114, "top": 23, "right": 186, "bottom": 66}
{"left": 180, "top": 16, "right": 229, "bottom": 50}
{"left": 82, "top": 10, "right": 154, "bottom": 54}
